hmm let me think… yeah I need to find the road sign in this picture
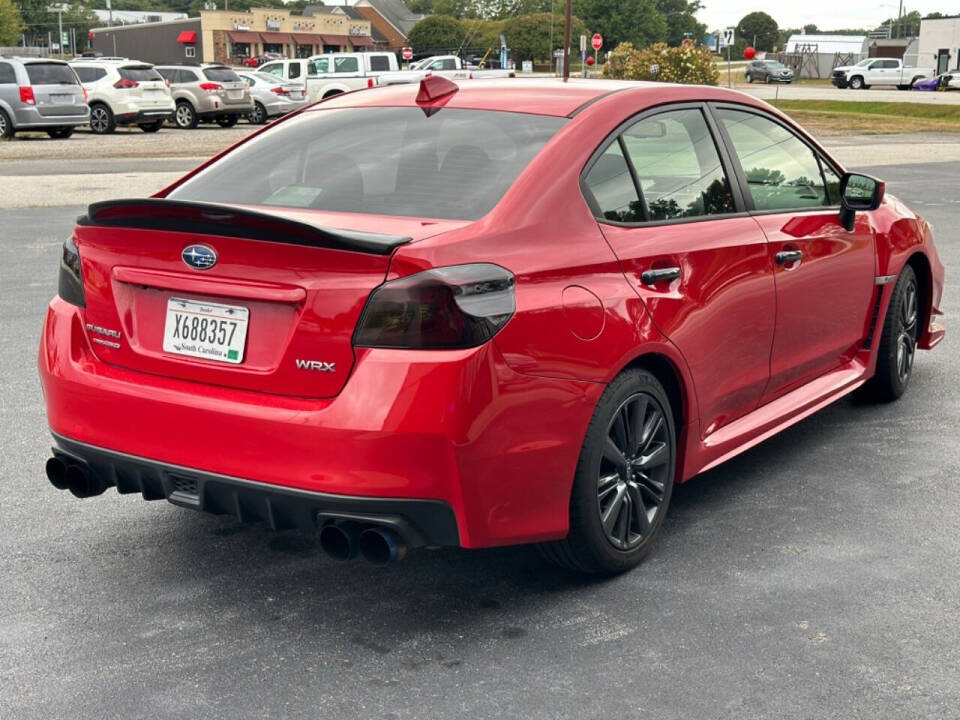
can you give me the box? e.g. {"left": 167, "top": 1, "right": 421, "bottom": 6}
{"left": 723, "top": 28, "right": 735, "bottom": 46}
{"left": 401, "top": 47, "right": 413, "bottom": 60}
{"left": 580, "top": 35, "right": 586, "bottom": 53}
{"left": 591, "top": 33, "right": 603, "bottom": 51}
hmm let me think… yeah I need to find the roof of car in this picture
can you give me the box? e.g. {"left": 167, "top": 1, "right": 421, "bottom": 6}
{"left": 314, "top": 78, "right": 762, "bottom": 118}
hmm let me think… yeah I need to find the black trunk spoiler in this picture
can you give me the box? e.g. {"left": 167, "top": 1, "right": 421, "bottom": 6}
{"left": 78, "top": 199, "right": 411, "bottom": 256}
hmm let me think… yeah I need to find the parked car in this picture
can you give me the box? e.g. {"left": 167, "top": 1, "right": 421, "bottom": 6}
{"left": 154, "top": 64, "right": 254, "bottom": 129}
{"left": 70, "top": 60, "right": 173, "bottom": 134}
{"left": 241, "top": 53, "right": 283, "bottom": 69}
{"left": 257, "top": 54, "right": 388, "bottom": 101}
{"left": 236, "top": 70, "right": 307, "bottom": 124}
{"left": 912, "top": 70, "right": 960, "bottom": 91}
{"left": 831, "top": 58, "right": 934, "bottom": 90}
{"left": 406, "top": 54, "right": 515, "bottom": 79}
{"left": 744, "top": 59, "right": 794, "bottom": 84}
{"left": 39, "top": 78, "right": 945, "bottom": 574}
{"left": 0, "top": 57, "right": 89, "bottom": 139}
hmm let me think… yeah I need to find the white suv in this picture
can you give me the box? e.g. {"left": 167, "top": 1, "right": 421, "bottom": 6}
{"left": 70, "top": 60, "right": 175, "bottom": 134}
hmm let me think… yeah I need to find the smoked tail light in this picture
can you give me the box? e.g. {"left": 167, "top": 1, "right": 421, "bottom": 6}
{"left": 59, "top": 236, "right": 85, "bottom": 308}
{"left": 353, "top": 264, "right": 515, "bottom": 349}
{"left": 113, "top": 78, "right": 139, "bottom": 89}
{"left": 19, "top": 86, "right": 35, "bottom": 105}
{"left": 199, "top": 82, "right": 222, "bottom": 92}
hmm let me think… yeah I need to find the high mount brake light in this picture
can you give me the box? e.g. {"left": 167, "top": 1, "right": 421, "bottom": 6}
{"left": 113, "top": 78, "right": 138, "bottom": 89}
{"left": 354, "top": 264, "right": 515, "bottom": 350}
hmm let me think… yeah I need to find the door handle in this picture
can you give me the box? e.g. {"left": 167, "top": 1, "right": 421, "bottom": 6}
{"left": 775, "top": 250, "right": 803, "bottom": 265}
{"left": 641, "top": 267, "right": 682, "bottom": 285}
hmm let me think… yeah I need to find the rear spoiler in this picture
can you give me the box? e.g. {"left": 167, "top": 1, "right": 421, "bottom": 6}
{"left": 78, "top": 198, "right": 411, "bottom": 256}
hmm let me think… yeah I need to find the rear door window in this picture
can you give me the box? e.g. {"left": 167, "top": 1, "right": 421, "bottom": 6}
{"left": 621, "top": 108, "right": 736, "bottom": 221}
{"left": 583, "top": 142, "right": 644, "bottom": 222}
{"left": 74, "top": 66, "right": 107, "bottom": 83}
{"left": 179, "top": 69, "right": 199, "bottom": 83}
{"left": 333, "top": 57, "right": 359, "bottom": 73}
{"left": 25, "top": 63, "right": 78, "bottom": 85}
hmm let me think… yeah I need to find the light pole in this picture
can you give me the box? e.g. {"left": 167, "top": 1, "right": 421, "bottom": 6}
{"left": 561, "top": 0, "right": 572, "bottom": 80}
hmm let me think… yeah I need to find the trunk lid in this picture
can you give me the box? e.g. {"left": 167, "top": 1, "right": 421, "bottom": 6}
{"left": 75, "top": 199, "right": 466, "bottom": 398}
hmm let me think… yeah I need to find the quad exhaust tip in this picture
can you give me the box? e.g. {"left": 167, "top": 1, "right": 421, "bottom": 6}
{"left": 45, "top": 456, "right": 107, "bottom": 499}
{"left": 358, "top": 527, "right": 406, "bottom": 566}
{"left": 319, "top": 521, "right": 361, "bottom": 561}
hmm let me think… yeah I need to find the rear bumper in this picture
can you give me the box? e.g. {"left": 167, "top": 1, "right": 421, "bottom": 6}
{"left": 262, "top": 96, "right": 308, "bottom": 116}
{"left": 115, "top": 108, "right": 175, "bottom": 125}
{"left": 12, "top": 105, "right": 90, "bottom": 129}
{"left": 51, "top": 432, "right": 460, "bottom": 547}
{"left": 39, "top": 297, "right": 604, "bottom": 548}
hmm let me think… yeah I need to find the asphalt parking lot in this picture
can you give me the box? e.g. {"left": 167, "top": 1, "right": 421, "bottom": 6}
{"left": 1, "top": 156, "right": 957, "bottom": 718}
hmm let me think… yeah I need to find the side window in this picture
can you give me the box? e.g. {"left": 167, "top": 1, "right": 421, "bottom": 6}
{"left": 288, "top": 63, "right": 301, "bottom": 79}
{"left": 260, "top": 63, "right": 282, "bottom": 78}
{"left": 883, "top": 60, "right": 899, "bottom": 69}
{"left": 584, "top": 141, "right": 644, "bottom": 222}
{"left": 0, "top": 63, "right": 17, "bottom": 84}
{"left": 333, "top": 57, "right": 359, "bottom": 73}
{"left": 313, "top": 57, "right": 329, "bottom": 74}
{"left": 180, "top": 70, "right": 199, "bottom": 83}
{"left": 242, "top": 75, "right": 255, "bottom": 86}
{"left": 368, "top": 55, "right": 391, "bottom": 72}
{"left": 716, "top": 108, "right": 831, "bottom": 211}
{"left": 621, "top": 108, "right": 736, "bottom": 221}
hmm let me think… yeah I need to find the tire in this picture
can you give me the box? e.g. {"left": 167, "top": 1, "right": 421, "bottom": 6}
{"left": 538, "top": 368, "right": 677, "bottom": 575}
{"left": 764, "top": 74, "right": 771, "bottom": 84}
{"left": 46, "top": 126, "right": 75, "bottom": 139}
{"left": 138, "top": 120, "right": 164, "bottom": 133}
{"left": 861, "top": 265, "right": 919, "bottom": 403}
{"left": 745, "top": 73, "right": 753, "bottom": 83}
{"left": 248, "top": 101, "right": 267, "bottom": 125}
{"left": 849, "top": 75, "right": 864, "bottom": 90}
{"left": 0, "top": 108, "right": 12, "bottom": 139}
{"left": 89, "top": 104, "right": 115, "bottom": 134}
{"left": 174, "top": 100, "right": 198, "bottom": 129}
{"left": 215, "top": 115, "right": 238, "bottom": 128}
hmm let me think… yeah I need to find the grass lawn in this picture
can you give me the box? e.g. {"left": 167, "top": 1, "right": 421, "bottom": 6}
{"left": 769, "top": 99, "right": 960, "bottom": 135}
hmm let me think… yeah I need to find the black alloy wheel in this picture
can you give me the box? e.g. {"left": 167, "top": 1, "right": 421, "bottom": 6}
{"left": 861, "top": 264, "right": 920, "bottom": 402}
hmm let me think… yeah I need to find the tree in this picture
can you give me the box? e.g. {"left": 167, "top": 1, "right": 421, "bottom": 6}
{"left": 0, "top": 0, "right": 25, "bottom": 45}
{"left": 408, "top": 14, "right": 467, "bottom": 52}
{"left": 574, "top": 0, "right": 667, "bottom": 50}
{"left": 736, "top": 11, "right": 778, "bottom": 52}
{"left": 502, "top": 12, "right": 587, "bottom": 62}
{"left": 656, "top": 0, "right": 706, "bottom": 47}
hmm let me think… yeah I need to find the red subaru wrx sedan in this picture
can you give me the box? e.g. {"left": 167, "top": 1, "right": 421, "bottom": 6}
{"left": 39, "top": 78, "right": 945, "bottom": 574}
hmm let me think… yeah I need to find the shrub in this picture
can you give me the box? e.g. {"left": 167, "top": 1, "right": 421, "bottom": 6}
{"left": 602, "top": 41, "right": 719, "bottom": 86}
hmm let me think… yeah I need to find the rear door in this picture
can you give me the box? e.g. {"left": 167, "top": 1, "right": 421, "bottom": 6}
{"left": 583, "top": 105, "right": 776, "bottom": 438}
{"left": 712, "top": 105, "right": 876, "bottom": 401}
{"left": 25, "top": 62, "right": 85, "bottom": 116}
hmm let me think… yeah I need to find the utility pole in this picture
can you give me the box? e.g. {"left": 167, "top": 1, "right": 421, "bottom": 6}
{"left": 561, "top": 0, "right": 572, "bottom": 80}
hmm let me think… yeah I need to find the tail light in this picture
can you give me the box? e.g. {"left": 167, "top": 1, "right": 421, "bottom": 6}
{"left": 353, "top": 264, "right": 515, "bottom": 349}
{"left": 81, "top": 86, "right": 88, "bottom": 101}
{"left": 270, "top": 86, "right": 289, "bottom": 95}
{"left": 113, "top": 78, "right": 138, "bottom": 89}
{"left": 58, "top": 236, "right": 85, "bottom": 308}
{"left": 164, "top": 78, "right": 170, "bottom": 87}
{"left": 199, "top": 82, "right": 222, "bottom": 92}
{"left": 367, "top": 77, "right": 374, "bottom": 88}
{"left": 19, "top": 86, "right": 35, "bottom": 105}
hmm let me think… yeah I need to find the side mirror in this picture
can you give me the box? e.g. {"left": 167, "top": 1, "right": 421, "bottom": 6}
{"left": 839, "top": 172, "right": 884, "bottom": 231}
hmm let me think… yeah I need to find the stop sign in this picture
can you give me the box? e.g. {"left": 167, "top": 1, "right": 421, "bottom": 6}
{"left": 591, "top": 34, "right": 602, "bottom": 51}
{"left": 402, "top": 47, "right": 413, "bottom": 60}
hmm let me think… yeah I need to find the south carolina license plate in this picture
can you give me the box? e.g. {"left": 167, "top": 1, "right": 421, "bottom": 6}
{"left": 162, "top": 297, "right": 249, "bottom": 364}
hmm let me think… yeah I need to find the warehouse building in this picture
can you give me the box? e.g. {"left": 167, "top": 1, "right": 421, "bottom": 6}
{"left": 91, "top": 8, "right": 374, "bottom": 66}
{"left": 910, "top": 15, "right": 960, "bottom": 73}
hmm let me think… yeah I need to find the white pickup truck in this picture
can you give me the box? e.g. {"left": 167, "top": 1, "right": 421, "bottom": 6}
{"left": 258, "top": 52, "right": 398, "bottom": 101}
{"left": 257, "top": 53, "right": 515, "bottom": 101}
{"left": 831, "top": 58, "right": 934, "bottom": 90}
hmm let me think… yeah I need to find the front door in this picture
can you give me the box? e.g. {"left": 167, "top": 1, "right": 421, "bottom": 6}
{"left": 713, "top": 106, "right": 876, "bottom": 401}
{"left": 582, "top": 106, "right": 776, "bottom": 438}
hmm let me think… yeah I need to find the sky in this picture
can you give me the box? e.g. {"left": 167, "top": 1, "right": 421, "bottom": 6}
{"left": 696, "top": 1, "right": 951, "bottom": 33}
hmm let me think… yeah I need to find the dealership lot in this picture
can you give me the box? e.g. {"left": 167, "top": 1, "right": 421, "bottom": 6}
{"left": 1, "top": 141, "right": 957, "bottom": 717}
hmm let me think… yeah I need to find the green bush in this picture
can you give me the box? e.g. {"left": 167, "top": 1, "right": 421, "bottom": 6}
{"left": 602, "top": 41, "right": 719, "bottom": 85}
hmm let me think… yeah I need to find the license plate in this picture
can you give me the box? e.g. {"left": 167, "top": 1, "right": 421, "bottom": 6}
{"left": 228, "top": 90, "right": 243, "bottom": 100}
{"left": 291, "top": 92, "right": 303, "bottom": 99}
{"left": 51, "top": 94, "right": 73, "bottom": 105}
{"left": 163, "top": 297, "right": 249, "bottom": 364}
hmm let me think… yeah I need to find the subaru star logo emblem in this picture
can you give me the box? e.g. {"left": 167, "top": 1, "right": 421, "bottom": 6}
{"left": 182, "top": 244, "right": 217, "bottom": 270}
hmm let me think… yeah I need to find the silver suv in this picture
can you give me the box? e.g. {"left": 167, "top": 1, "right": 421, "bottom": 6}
{"left": 0, "top": 57, "right": 89, "bottom": 139}
{"left": 155, "top": 64, "right": 253, "bottom": 129}
{"left": 70, "top": 60, "right": 174, "bottom": 134}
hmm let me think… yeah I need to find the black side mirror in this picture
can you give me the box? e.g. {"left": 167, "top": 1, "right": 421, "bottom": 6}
{"left": 839, "top": 172, "right": 885, "bottom": 230}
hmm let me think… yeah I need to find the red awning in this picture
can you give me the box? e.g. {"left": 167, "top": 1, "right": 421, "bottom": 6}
{"left": 291, "top": 33, "right": 323, "bottom": 46}
{"left": 349, "top": 35, "right": 374, "bottom": 47}
{"left": 260, "top": 32, "right": 294, "bottom": 44}
{"left": 320, "top": 34, "right": 351, "bottom": 46}
{"left": 176, "top": 30, "right": 197, "bottom": 44}
{"left": 228, "top": 30, "right": 260, "bottom": 43}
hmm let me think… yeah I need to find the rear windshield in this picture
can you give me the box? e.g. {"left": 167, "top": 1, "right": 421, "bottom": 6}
{"left": 25, "top": 63, "right": 78, "bottom": 85}
{"left": 203, "top": 67, "right": 241, "bottom": 82}
{"left": 120, "top": 66, "right": 163, "bottom": 82}
{"left": 168, "top": 108, "right": 566, "bottom": 221}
